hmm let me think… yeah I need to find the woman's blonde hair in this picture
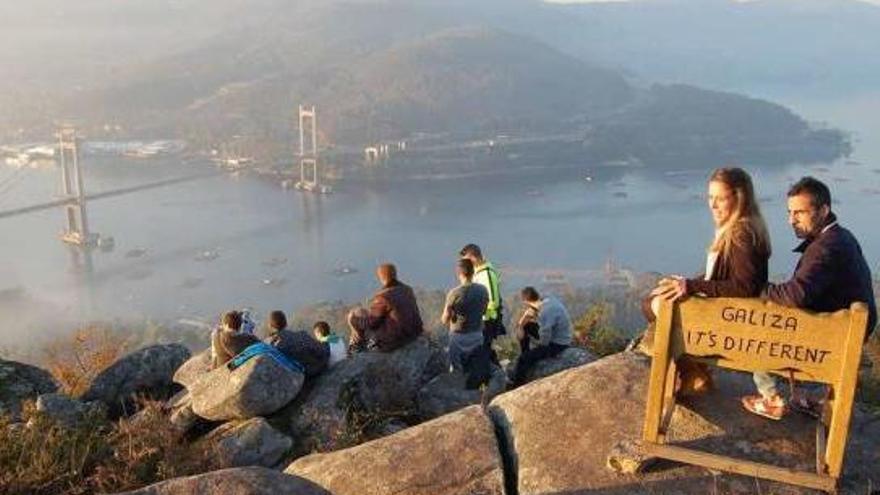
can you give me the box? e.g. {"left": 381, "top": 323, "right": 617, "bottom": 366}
{"left": 708, "top": 167, "right": 772, "bottom": 257}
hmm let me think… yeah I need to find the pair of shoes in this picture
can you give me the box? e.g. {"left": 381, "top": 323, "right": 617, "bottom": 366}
{"left": 789, "top": 395, "right": 822, "bottom": 419}
{"left": 741, "top": 394, "right": 787, "bottom": 420}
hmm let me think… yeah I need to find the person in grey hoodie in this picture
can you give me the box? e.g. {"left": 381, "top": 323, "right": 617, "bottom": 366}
{"left": 512, "top": 286, "right": 572, "bottom": 386}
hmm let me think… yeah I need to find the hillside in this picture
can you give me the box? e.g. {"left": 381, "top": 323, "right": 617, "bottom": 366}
{"left": 1, "top": 0, "right": 853, "bottom": 168}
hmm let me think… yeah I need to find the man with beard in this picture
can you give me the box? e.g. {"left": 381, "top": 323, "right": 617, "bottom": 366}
{"left": 742, "top": 177, "right": 876, "bottom": 420}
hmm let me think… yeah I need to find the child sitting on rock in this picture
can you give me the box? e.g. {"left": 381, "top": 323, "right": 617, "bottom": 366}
{"left": 313, "top": 321, "right": 347, "bottom": 366}
{"left": 210, "top": 310, "right": 260, "bottom": 369}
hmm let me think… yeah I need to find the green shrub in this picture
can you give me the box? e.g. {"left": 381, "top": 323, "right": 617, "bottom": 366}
{"left": 572, "top": 301, "right": 630, "bottom": 357}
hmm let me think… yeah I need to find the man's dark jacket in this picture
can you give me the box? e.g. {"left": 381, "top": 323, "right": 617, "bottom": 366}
{"left": 266, "top": 329, "right": 329, "bottom": 377}
{"left": 367, "top": 281, "right": 424, "bottom": 351}
{"left": 766, "top": 214, "right": 876, "bottom": 337}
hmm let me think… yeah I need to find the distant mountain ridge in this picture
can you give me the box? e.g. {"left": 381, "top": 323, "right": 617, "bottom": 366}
{"left": 1, "top": 0, "right": 858, "bottom": 168}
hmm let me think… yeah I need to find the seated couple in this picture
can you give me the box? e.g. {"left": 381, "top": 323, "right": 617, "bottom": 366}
{"left": 211, "top": 310, "right": 347, "bottom": 376}
{"left": 642, "top": 169, "right": 876, "bottom": 420}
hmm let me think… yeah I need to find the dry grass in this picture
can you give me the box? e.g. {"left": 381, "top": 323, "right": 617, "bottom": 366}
{"left": 43, "top": 325, "right": 129, "bottom": 397}
{"left": 0, "top": 399, "right": 221, "bottom": 495}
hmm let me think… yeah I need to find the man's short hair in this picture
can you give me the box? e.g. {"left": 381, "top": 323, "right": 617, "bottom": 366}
{"left": 520, "top": 286, "right": 540, "bottom": 303}
{"left": 377, "top": 263, "right": 398, "bottom": 284}
{"left": 268, "top": 310, "right": 287, "bottom": 330}
{"left": 788, "top": 176, "right": 831, "bottom": 209}
{"left": 459, "top": 243, "right": 482, "bottom": 259}
{"left": 313, "top": 321, "right": 331, "bottom": 337}
{"left": 222, "top": 310, "right": 243, "bottom": 331}
{"left": 457, "top": 258, "right": 475, "bottom": 278}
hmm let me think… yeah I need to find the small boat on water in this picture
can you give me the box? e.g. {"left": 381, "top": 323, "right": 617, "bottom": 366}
{"left": 262, "top": 257, "right": 288, "bottom": 267}
{"left": 181, "top": 277, "right": 204, "bottom": 289}
{"left": 125, "top": 248, "right": 148, "bottom": 258}
{"left": 127, "top": 269, "right": 153, "bottom": 280}
{"left": 262, "top": 277, "right": 287, "bottom": 287}
{"left": 332, "top": 265, "right": 358, "bottom": 276}
{"left": 612, "top": 191, "right": 628, "bottom": 199}
{"left": 194, "top": 249, "right": 219, "bottom": 262}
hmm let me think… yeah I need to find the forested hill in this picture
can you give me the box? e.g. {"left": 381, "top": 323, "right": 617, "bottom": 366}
{"left": 0, "top": 0, "right": 854, "bottom": 166}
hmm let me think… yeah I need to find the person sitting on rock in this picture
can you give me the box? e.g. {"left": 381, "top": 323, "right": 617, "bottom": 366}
{"left": 265, "top": 310, "right": 329, "bottom": 378}
{"left": 211, "top": 310, "right": 260, "bottom": 369}
{"left": 442, "top": 258, "right": 489, "bottom": 377}
{"left": 512, "top": 287, "right": 572, "bottom": 386}
{"left": 347, "top": 263, "right": 424, "bottom": 354}
{"left": 313, "top": 320, "right": 347, "bottom": 366}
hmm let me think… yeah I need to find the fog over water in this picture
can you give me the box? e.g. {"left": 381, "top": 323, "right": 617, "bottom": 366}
{"left": 1, "top": 90, "right": 878, "bottom": 351}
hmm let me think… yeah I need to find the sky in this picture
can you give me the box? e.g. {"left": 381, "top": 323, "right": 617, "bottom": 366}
{"left": 545, "top": 0, "right": 880, "bottom": 4}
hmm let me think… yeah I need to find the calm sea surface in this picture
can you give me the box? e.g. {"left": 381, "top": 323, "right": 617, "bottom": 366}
{"left": 1, "top": 91, "right": 878, "bottom": 348}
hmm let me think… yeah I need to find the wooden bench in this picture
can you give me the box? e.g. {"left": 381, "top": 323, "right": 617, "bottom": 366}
{"left": 642, "top": 297, "right": 869, "bottom": 493}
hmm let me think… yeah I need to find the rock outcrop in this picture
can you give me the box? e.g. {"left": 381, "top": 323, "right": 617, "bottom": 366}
{"left": 489, "top": 351, "right": 880, "bottom": 494}
{"left": 190, "top": 355, "right": 304, "bottom": 421}
{"left": 416, "top": 366, "right": 506, "bottom": 419}
{"left": 81, "top": 344, "right": 190, "bottom": 415}
{"left": 115, "top": 466, "right": 331, "bottom": 495}
{"left": 508, "top": 346, "right": 597, "bottom": 384}
{"left": 172, "top": 349, "right": 212, "bottom": 389}
{"left": 167, "top": 390, "right": 201, "bottom": 433}
{"left": 0, "top": 358, "right": 58, "bottom": 419}
{"left": 203, "top": 417, "right": 293, "bottom": 468}
{"left": 32, "top": 393, "right": 104, "bottom": 427}
{"left": 285, "top": 405, "right": 505, "bottom": 495}
{"left": 275, "top": 336, "right": 446, "bottom": 452}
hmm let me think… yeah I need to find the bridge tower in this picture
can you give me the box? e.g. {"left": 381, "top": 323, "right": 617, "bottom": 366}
{"left": 57, "top": 126, "right": 96, "bottom": 272}
{"left": 58, "top": 127, "right": 94, "bottom": 247}
{"left": 295, "top": 105, "right": 331, "bottom": 192}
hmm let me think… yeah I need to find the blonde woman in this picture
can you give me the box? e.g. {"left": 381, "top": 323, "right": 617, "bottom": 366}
{"left": 644, "top": 167, "right": 772, "bottom": 394}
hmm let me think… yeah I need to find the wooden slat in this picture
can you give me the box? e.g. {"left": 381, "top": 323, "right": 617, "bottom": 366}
{"left": 643, "top": 300, "right": 674, "bottom": 444}
{"left": 644, "top": 443, "right": 838, "bottom": 493}
{"left": 658, "top": 358, "right": 678, "bottom": 441}
{"left": 816, "top": 422, "right": 828, "bottom": 475}
{"left": 824, "top": 303, "right": 869, "bottom": 478}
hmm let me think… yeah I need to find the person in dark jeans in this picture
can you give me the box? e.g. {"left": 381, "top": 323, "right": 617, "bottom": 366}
{"left": 512, "top": 286, "right": 572, "bottom": 386}
{"left": 459, "top": 244, "right": 505, "bottom": 361}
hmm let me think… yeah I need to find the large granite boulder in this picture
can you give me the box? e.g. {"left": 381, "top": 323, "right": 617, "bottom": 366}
{"left": 173, "top": 349, "right": 212, "bottom": 389}
{"left": 32, "top": 393, "right": 104, "bottom": 427}
{"left": 0, "top": 358, "right": 57, "bottom": 419}
{"left": 115, "top": 466, "right": 330, "bottom": 495}
{"left": 203, "top": 417, "right": 293, "bottom": 468}
{"left": 416, "top": 366, "right": 507, "bottom": 419}
{"left": 81, "top": 344, "right": 190, "bottom": 415}
{"left": 166, "top": 390, "right": 202, "bottom": 433}
{"left": 285, "top": 405, "right": 505, "bottom": 495}
{"left": 508, "top": 346, "right": 597, "bottom": 384}
{"left": 190, "top": 355, "right": 304, "bottom": 421}
{"left": 274, "top": 336, "right": 446, "bottom": 452}
{"left": 489, "top": 351, "right": 880, "bottom": 494}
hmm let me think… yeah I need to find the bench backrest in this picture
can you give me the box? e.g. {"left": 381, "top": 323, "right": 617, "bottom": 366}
{"left": 668, "top": 297, "right": 866, "bottom": 384}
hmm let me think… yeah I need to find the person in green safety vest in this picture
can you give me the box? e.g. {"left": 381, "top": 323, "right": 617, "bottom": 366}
{"left": 459, "top": 243, "right": 506, "bottom": 362}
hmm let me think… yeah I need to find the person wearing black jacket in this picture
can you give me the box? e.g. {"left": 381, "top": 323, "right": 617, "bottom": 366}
{"left": 743, "top": 177, "right": 876, "bottom": 420}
